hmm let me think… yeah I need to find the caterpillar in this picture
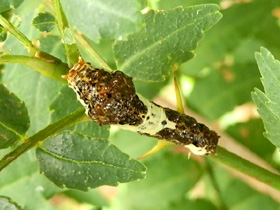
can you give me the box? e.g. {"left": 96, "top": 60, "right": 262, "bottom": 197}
{"left": 63, "top": 58, "right": 219, "bottom": 155}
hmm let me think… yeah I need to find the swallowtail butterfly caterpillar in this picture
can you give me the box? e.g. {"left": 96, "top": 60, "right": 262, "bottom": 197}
{"left": 63, "top": 58, "right": 219, "bottom": 155}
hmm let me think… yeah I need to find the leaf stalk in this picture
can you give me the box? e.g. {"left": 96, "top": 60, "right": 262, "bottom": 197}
{"left": 73, "top": 31, "right": 112, "bottom": 71}
{"left": 0, "top": 109, "right": 87, "bottom": 172}
{"left": 51, "top": 0, "right": 79, "bottom": 66}
{"left": 210, "top": 146, "right": 280, "bottom": 191}
{"left": 0, "top": 54, "right": 69, "bottom": 83}
{"left": 0, "top": 15, "right": 37, "bottom": 56}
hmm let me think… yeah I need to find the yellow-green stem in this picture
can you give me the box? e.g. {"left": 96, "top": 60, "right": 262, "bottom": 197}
{"left": 209, "top": 146, "right": 280, "bottom": 191}
{"left": 174, "top": 77, "right": 184, "bottom": 114}
{"left": 0, "top": 15, "right": 37, "bottom": 56}
{"left": 51, "top": 0, "right": 79, "bottom": 66}
{"left": 73, "top": 31, "right": 112, "bottom": 71}
{"left": 0, "top": 54, "right": 69, "bottom": 83}
{"left": 0, "top": 109, "right": 87, "bottom": 172}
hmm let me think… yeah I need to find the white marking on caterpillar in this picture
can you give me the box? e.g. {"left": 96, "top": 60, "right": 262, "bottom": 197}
{"left": 118, "top": 95, "right": 176, "bottom": 135}
{"left": 185, "top": 144, "right": 207, "bottom": 156}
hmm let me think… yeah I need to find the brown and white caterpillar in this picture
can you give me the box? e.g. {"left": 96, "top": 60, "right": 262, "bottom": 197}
{"left": 63, "top": 58, "right": 219, "bottom": 155}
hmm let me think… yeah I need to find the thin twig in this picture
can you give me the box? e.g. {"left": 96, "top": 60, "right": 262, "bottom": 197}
{"left": 51, "top": 0, "right": 79, "bottom": 66}
{"left": 209, "top": 146, "right": 280, "bottom": 191}
{"left": 0, "top": 15, "right": 37, "bottom": 56}
{"left": 73, "top": 31, "right": 112, "bottom": 71}
{"left": 0, "top": 54, "right": 69, "bottom": 83}
{"left": 0, "top": 109, "right": 87, "bottom": 172}
{"left": 205, "top": 158, "right": 228, "bottom": 210}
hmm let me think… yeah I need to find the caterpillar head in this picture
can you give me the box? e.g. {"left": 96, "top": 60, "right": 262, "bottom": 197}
{"left": 185, "top": 130, "right": 219, "bottom": 155}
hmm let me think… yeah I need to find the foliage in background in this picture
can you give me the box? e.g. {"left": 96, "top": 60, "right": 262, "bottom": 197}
{"left": 1, "top": 0, "right": 280, "bottom": 209}
{"left": 252, "top": 48, "right": 280, "bottom": 149}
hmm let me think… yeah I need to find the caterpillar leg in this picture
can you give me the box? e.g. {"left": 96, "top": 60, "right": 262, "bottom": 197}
{"left": 139, "top": 77, "right": 184, "bottom": 159}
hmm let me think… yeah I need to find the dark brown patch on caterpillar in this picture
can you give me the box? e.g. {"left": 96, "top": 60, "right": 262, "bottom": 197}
{"left": 64, "top": 59, "right": 147, "bottom": 126}
{"left": 156, "top": 108, "right": 219, "bottom": 154}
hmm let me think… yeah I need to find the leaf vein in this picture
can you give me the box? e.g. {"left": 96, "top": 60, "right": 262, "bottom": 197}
{"left": 39, "top": 147, "right": 144, "bottom": 173}
{"left": 88, "top": 0, "right": 137, "bottom": 24}
{"left": 0, "top": 121, "right": 23, "bottom": 139}
{"left": 119, "top": 11, "right": 220, "bottom": 71}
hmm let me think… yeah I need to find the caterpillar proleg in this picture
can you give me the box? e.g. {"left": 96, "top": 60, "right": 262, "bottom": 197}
{"left": 63, "top": 58, "right": 219, "bottom": 155}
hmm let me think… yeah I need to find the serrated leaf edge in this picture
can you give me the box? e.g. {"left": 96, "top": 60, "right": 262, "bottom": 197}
{"left": 118, "top": 6, "right": 221, "bottom": 72}
{"left": 0, "top": 84, "right": 30, "bottom": 139}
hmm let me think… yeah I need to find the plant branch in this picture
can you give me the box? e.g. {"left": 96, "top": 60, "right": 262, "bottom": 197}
{"left": 0, "top": 15, "right": 37, "bottom": 56}
{"left": 174, "top": 77, "right": 184, "bottom": 114}
{"left": 51, "top": 0, "right": 79, "bottom": 66}
{"left": 205, "top": 158, "right": 228, "bottom": 210}
{"left": 0, "top": 54, "right": 69, "bottom": 83}
{"left": 209, "top": 146, "right": 280, "bottom": 191}
{"left": 0, "top": 109, "right": 88, "bottom": 172}
{"left": 73, "top": 31, "right": 112, "bottom": 71}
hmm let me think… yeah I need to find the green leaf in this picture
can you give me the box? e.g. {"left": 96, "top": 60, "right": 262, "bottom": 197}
{"left": 0, "top": 26, "right": 7, "bottom": 42}
{"left": 109, "top": 129, "right": 157, "bottom": 159}
{"left": 0, "top": 196, "right": 23, "bottom": 210}
{"left": 252, "top": 47, "right": 280, "bottom": 149}
{"left": 78, "top": 38, "right": 117, "bottom": 69}
{"left": 50, "top": 85, "right": 110, "bottom": 138}
{"left": 222, "top": 179, "right": 279, "bottom": 210}
{"left": 50, "top": 85, "right": 83, "bottom": 121}
{"left": 71, "top": 121, "right": 110, "bottom": 140}
{"left": 166, "top": 199, "right": 216, "bottom": 210}
{"left": 225, "top": 119, "right": 275, "bottom": 161}
{"left": 114, "top": 4, "right": 222, "bottom": 82}
{"left": 115, "top": 150, "right": 202, "bottom": 210}
{"left": 32, "top": 12, "right": 56, "bottom": 32}
{"left": 157, "top": 0, "right": 220, "bottom": 10}
{"left": 233, "top": 39, "right": 265, "bottom": 64}
{"left": 0, "top": 150, "right": 62, "bottom": 210}
{"left": 36, "top": 131, "right": 146, "bottom": 191}
{"left": 60, "top": 0, "right": 144, "bottom": 42}
{"left": 38, "top": 35, "right": 66, "bottom": 62}
{"left": 138, "top": 0, "right": 147, "bottom": 9}
{"left": 10, "top": 14, "right": 22, "bottom": 28}
{"left": 231, "top": 195, "right": 279, "bottom": 210}
{"left": 0, "top": 64, "right": 4, "bottom": 80}
{"left": 0, "top": 0, "right": 24, "bottom": 13}
{"left": 62, "top": 27, "right": 75, "bottom": 45}
{"left": 189, "top": 63, "right": 261, "bottom": 120}
{"left": 208, "top": 160, "right": 279, "bottom": 210}
{"left": 181, "top": 0, "right": 280, "bottom": 76}
{"left": 64, "top": 189, "right": 109, "bottom": 207}
{"left": 2, "top": 64, "right": 63, "bottom": 135}
{"left": 134, "top": 78, "right": 169, "bottom": 100}
{"left": 0, "top": 84, "right": 30, "bottom": 149}
{"left": 2, "top": 8, "right": 64, "bottom": 135}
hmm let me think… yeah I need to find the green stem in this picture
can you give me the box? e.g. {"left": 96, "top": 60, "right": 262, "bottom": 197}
{"left": 209, "top": 146, "right": 280, "bottom": 191}
{"left": 174, "top": 77, "right": 184, "bottom": 114}
{"left": 0, "top": 109, "right": 87, "bottom": 172}
{"left": 148, "top": 0, "right": 160, "bottom": 10}
{"left": 73, "top": 31, "right": 112, "bottom": 71}
{"left": 51, "top": 0, "right": 79, "bottom": 66}
{"left": 0, "top": 54, "right": 69, "bottom": 83}
{"left": 205, "top": 158, "right": 228, "bottom": 210}
{"left": 0, "top": 15, "right": 37, "bottom": 56}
